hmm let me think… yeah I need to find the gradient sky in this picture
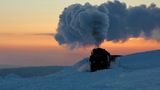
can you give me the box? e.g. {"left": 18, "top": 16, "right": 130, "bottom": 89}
{"left": 0, "top": 0, "right": 160, "bottom": 66}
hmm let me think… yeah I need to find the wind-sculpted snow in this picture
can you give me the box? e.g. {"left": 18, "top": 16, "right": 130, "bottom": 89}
{"left": 72, "top": 57, "right": 90, "bottom": 72}
{"left": 0, "top": 50, "right": 160, "bottom": 90}
{"left": 117, "top": 50, "right": 160, "bottom": 70}
{"left": 0, "top": 66, "right": 65, "bottom": 78}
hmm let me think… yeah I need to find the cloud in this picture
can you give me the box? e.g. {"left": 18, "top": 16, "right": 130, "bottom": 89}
{"left": 103, "top": 1, "right": 160, "bottom": 41}
{"left": 0, "top": 33, "right": 54, "bottom": 36}
{"left": 55, "top": 3, "right": 109, "bottom": 48}
{"left": 55, "top": 1, "right": 160, "bottom": 48}
{"left": 151, "top": 28, "right": 160, "bottom": 40}
{"left": 32, "top": 33, "right": 54, "bottom": 36}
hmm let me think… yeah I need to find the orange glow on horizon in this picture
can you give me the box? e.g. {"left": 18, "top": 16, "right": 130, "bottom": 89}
{"left": 0, "top": 35, "right": 160, "bottom": 55}
{"left": 101, "top": 37, "right": 160, "bottom": 55}
{"left": 0, "top": 35, "right": 57, "bottom": 51}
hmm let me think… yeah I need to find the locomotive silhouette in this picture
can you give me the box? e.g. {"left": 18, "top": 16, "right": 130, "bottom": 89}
{"left": 89, "top": 48, "right": 120, "bottom": 72}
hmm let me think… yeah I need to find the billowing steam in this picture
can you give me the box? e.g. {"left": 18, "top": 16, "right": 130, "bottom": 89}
{"left": 104, "top": 1, "right": 160, "bottom": 41}
{"left": 55, "top": 1, "right": 160, "bottom": 48}
{"left": 55, "top": 3, "right": 109, "bottom": 48}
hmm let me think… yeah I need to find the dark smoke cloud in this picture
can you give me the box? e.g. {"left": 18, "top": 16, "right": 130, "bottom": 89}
{"left": 55, "top": 1, "right": 160, "bottom": 48}
{"left": 55, "top": 3, "right": 109, "bottom": 48}
{"left": 105, "top": 1, "right": 160, "bottom": 41}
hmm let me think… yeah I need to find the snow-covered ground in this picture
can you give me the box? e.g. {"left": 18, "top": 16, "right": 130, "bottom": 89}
{"left": 0, "top": 50, "right": 160, "bottom": 90}
{"left": 0, "top": 66, "right": 66, "bottom": 78}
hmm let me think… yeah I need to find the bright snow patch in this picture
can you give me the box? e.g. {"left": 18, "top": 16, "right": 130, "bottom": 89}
{"left": 0, "top": 50, "right": 160, "bottom": 90}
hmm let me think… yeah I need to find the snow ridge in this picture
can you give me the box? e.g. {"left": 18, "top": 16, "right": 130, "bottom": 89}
{"left": 0, "top": 50, "right": 160, "bottom": 90}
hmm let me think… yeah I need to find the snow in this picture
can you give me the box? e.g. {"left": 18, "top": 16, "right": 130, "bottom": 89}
{"left": 0, "top": 66, "right": 66, "bottom": 78}
{"left": 4, "top": 74, "right": 21, "bottom": 80}
{"left": 0, "top": 50, "right": 160, "bottom": 90}
{"left": 117, "top": 50, "right": 160, "bottom": 70}
{"left": 72, "top": 57, "right": 90, "bottom": 72}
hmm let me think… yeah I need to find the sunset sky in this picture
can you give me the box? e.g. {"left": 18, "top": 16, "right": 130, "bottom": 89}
{"left": 0, "top": 0, "right": 160, "bottom": 66}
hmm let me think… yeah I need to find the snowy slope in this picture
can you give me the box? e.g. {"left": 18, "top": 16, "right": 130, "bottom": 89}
{"left": 117, "top": 50, "right": 160, "bottom": 70}
{"left": 0, "top": 66, "right": 66, "bottom": 78}
{"left": 0, "top": 50, "right": 160, "bottom": 90}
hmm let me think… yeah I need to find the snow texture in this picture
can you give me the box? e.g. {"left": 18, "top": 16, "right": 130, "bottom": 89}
{"left": 0, "top": 50, "right": 160, "bottom": 90}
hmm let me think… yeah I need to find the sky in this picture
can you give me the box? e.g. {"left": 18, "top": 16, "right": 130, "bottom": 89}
{"left": 0, "top": 0, "right": 160, "bottom": 66}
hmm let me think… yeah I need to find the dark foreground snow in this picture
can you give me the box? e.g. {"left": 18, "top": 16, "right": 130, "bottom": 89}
{"left": 0, "top": 50, "right": 160, "bottom": 90}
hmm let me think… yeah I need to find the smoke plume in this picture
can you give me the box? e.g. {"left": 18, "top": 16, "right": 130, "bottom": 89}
{"left": 55, "top": 3, "right": 109, "bottom": 48}
{"left": 104, "top": 1, "right": 160, "bottom": 41}
{"left": 55, "top": 1, "right": 160, "bottom": 48}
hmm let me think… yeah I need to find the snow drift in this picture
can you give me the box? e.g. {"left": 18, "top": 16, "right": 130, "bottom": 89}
{"left": 0, "top": 50, "right": 160, "bottom": 90}
{"left": 117, "top": 50, "right": 160, "bottom": 70}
